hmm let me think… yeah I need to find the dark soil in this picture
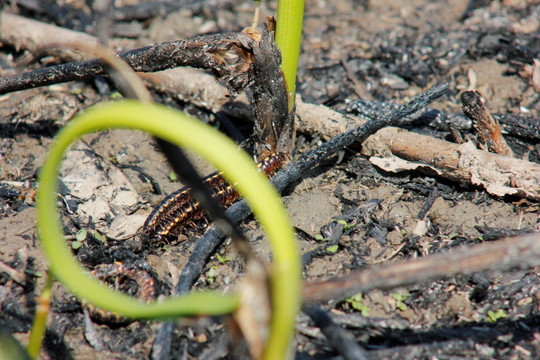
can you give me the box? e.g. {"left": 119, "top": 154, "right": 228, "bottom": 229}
{"left": 0, "top": 1, "right": 539, "bottom": 359}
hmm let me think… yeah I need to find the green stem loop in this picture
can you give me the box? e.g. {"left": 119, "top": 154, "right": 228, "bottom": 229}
{"left": 37, "top": 101, "right": 300, "bottom": 358}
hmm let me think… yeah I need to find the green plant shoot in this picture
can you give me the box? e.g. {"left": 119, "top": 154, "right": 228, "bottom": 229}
{"left": 275, "top": 0, "right": 305, "bottom": 111}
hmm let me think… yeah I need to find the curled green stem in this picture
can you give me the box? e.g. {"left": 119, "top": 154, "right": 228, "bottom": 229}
{"left": 37, "top": 101, "right": 300, "bottom": 359}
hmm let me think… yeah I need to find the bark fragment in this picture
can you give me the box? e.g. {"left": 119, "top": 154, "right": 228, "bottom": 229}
{"left": 461, "top": 90, "right": 515, "bottom": 157}
{"left": 362, "top": 127, "right": 540, "bottom": 200}
{"left": 251, "top": 21, "right": 295, "bottom": 159}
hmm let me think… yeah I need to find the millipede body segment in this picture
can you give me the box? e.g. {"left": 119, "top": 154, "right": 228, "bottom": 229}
{"left": 84, "top": 261, "right": 156, "bottom": 324}
{"left": 143, "top": 152, "right": 287, "bottom": 238}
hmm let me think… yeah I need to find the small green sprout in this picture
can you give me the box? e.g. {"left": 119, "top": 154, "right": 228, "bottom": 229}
{"left": 24, "top": 270, "right": 43, "bottom": 278}
{"left": 215, "top": 253, "right": 231, "bottom": 264}
{"left": 206, "top": 266, "right": 217, "bottom": 285}
{"left": 487, "top": 309, "right": 507, "bottom": 323}
{"left": 392, "top": 292, "right": 410, "bottom": 312}
{"left": 326, "top": 245, "right": 339, "bottom": 254}
{"left": 345, "top": 293, "right": 370, "bottom": 316}
{"left": 110, "top": 91, "right": 123, "bottom": 100}
{"left": 91, "top": 230, "right": 106, "bottom": 243}
{"left": 315, "top": 234, "right": 330, "bottom": 241}
{"left": 168, "top": 171, "right": 177, "bottom": 182}
{"left": 72, "top": 229, "right": 87, "bottom": 249}
{"left": 337, "top": 219, "right": 354, "bottom": 231}
{"left": 76, "top": 229, "right": 87, "bottom": 242}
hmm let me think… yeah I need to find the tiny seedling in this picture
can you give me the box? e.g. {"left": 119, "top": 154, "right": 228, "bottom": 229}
{"left": 216, "top": 253, "right": 231, "bottom": 264}
{"left": 76, "top": 228, "right": 87, "bottom": 241}
{"left": 23, "top": 270, "right": 43, "bottom": 278}
{"left": 168, "top": 171, "right": 177, "bottom": 182}
{"left": 206, "top": 266, "right": 217, "bottom": 285}
{"left": 91, "top": 229, "right": 106, "bottom": 243}
{"left": 345, "top": 293, "right": 370, "bottom": 316}
{"left": 110, "top": 91, "right": 123, "bottom": 100}
{"left": 326, "top": 245, "right": 339, "bottom": 254}
{"left": 72, "top": 229, "right": 87, "bottom": 249}
{"left": 392, "top": 292, "right": 411, "bottom": 312}
{"left": 487, "top": 309, "right": 507, "bottom": 323}
{"left": 71, "top": 241, "right": 83, "bottom": 250}
{"left": 337, "top": 219, "right": 354, "bottom": 231}
{"left": 315, "top": 234, "right": 330, "bottom": 242}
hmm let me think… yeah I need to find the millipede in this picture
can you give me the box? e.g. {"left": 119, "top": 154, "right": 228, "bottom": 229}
{"left": 84, "top": 261, "right": 156, "bottom": 324}
{"left": 143, "top": 152, "right": 287, "bottom": 239}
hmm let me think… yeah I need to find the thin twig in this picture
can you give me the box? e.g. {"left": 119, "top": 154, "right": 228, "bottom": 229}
{"left": 348, "top": 98, "right": 540, "bottom": 140}
{"left": 0, "top": 32, "right": 255, "bottom": 95}
{"left": 304, "top": 306, "right": 369, "bottom": 360}
{"left": 302, "top": 233, "right": 540, "bottom": 303}
{"left": 0, "top": 260, "right": 25, "bottom": 284}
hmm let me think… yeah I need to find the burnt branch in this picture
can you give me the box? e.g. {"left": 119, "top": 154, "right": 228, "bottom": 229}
{"left": 302, "top": 233, "right": 540, "bottom": 304}
{"left": 303, "top": 306, "right": 369, "bottom": 360}
{"left": 251, "top": 22, "right": 294, "bottom": 159}
{"left": 348, "top": 98, "right": 540, "bottom": 140}
{"left": 0, "top": 32, "right": 255, "bottom": 95}
{"left": 294, "top": 83, "right": 449, "bottom": 173}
